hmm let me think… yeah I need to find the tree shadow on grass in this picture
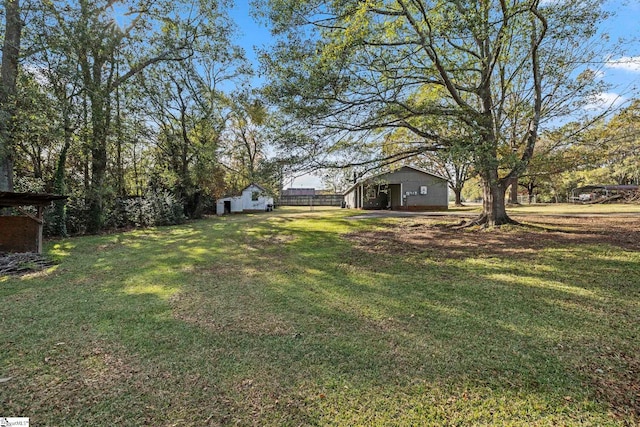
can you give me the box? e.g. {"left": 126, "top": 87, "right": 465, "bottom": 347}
{"left": 2, "top": 213, "right": 638, "bottom": 425}
{"left": 170, "top": 217, "right": 637, "bottom": 423}
{"left": 339, "top": 218, "right": 639, "bottom": 421}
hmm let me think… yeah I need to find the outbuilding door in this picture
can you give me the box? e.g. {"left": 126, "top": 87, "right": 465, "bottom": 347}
{"left": 389, "top": 184, "right": 402, "bottom": 209}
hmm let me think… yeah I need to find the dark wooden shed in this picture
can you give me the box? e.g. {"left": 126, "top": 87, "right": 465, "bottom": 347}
{"left": 0, "top": 192, "right": 67, "bottom": 254}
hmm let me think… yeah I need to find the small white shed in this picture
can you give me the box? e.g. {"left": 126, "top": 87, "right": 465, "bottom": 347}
{"left": 216, "top": 196, "right": 243, "bottom": 215}
{"left": 216, "top": 183, "right": 274, "bottom": 215}
{"left": 239, "top": 183, "right": 274, "bottom": 212}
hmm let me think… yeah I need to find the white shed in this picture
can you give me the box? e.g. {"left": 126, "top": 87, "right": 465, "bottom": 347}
{"left": 216, "top": 183, "right": 274, "bottom": 215}
{"left": 216, "top": 196, "right": 243, "bottom": 215}
{"left": 240, "top": 183, "right": 274, "bottom": 212}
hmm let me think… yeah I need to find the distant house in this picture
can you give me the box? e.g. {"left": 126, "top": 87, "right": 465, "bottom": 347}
{"left": 216, "top": 183, "right": 274, "bottom": 215}
{"left": 344, "top": 165, "right": 448, "bottom": 211}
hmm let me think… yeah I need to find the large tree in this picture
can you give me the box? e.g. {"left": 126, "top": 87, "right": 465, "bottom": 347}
{"left": 219, "top": 95, "right": 273, "bottom": 191}
{"left": 262, "top": 0, "right": 609, "bottom": 225}
{"left": 139, "top": 34, "right": 245, "bottom": 217}
{"left": 0, "top": 0, "right": 23, "bottom": 191}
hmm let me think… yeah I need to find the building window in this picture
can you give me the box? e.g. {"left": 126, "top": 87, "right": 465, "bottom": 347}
{"left": 252, "top": 191, "right": 259, "bottom": 201}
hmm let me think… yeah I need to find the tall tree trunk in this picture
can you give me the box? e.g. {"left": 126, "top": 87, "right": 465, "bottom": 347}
{"left": 0, "top": 0, "right": 22, "bottom": 191}
{"left": 87, "top": 92, "right": 111, "bottom": 233}
{"left": 474, "top": 101, "right": 513, "bottom": 226}
{"left": 52, "top": 125, "right": 72, "bottom": 236}
{"left": 87, "top": 137, "right": 109, "bottom": 232}
{"left": 527, "top": 183, "right": 535, "bottom": 204}
{"left": 453, "top": 188, "right": 463, "bottom": 206}
{"left": 115, "top": 82, "right": 125, "bottom": 196}
{"left": 509, "top": 176, "right": 519, "bottom": 204}
{"left": 478, "top": 167, "right": 511, "bottom": 227}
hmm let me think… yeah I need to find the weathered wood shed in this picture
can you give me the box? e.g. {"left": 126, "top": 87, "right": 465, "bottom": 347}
{"left": 344, "top": 166, "right": 448, "bottom": 211}
{"left": 0, "top": 191, "right": 67, "bottom": 254}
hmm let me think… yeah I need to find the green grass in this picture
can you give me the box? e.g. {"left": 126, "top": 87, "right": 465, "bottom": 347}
{"left": 1, "top": 207, "right": 639, "bottom": 426}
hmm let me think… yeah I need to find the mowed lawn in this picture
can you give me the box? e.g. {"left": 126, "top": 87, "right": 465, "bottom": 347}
{"left": 1, "top": 206, "right": 639, "bottom": 426}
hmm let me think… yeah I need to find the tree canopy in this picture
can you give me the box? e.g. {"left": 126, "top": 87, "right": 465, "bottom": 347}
{"left": 0, "top": 0, "right": 273, "bottom": 233}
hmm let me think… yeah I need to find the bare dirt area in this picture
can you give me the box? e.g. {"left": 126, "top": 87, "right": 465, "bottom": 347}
{"left": 345, "top": 215, "right": 640, "bottom": 258}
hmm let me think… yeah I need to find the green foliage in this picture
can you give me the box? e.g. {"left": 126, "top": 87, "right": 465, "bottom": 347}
{"left": 120, "top": 190, "right": 186, "bottom": 227}
{"left": 219, "top": 94, "right": 283, "bottom": 196}
{"left": 12, "top": 175, "right": 46, "bottom": 193}
{"left": 520, "top": 100, "right": 640, "bottom": 202}
{"left": 6, "top": 0, "right": 255, "bottom": 234}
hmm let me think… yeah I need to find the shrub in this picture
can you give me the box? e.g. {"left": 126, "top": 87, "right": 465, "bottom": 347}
{"left": 122, "top": 190, "right": 185, "bottom": 228}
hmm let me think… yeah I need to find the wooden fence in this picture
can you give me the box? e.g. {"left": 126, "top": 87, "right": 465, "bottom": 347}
{"left": 278, "top": 194, "right": 344, "bottom": 206}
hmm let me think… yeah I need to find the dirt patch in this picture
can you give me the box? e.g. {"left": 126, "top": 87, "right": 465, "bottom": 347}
{"left": 343, "top": 215, "right": 640, "bottom": 259}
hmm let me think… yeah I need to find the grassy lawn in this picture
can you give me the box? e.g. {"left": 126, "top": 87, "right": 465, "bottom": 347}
{"left": 1, "top": 206, "right": 639, "bottom": 426}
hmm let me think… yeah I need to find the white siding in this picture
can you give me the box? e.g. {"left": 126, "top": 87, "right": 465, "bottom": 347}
{"left": 231, "top": 197, "right": 243, "bottom": 212}
{"left": 216, "top": 199, "right": 226, "bottom": 215}
{"left": 241, "top": 185, "right": 273, "bottom": 211}
{"left": 216, "top": 197, "right": 244, "bottom": 215}
{"left": 217, "top": 184, "right": 273, "bottom": 215}
{"left": 344, "top": 190, "right": 356, "bottom": 208}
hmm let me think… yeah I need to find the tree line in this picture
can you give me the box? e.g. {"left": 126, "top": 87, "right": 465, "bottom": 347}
{"left": 0, "top": 0, "right": 282, "bottom": 235}
{"left": 2, "top": 0, "right": 637, "bottom": 235}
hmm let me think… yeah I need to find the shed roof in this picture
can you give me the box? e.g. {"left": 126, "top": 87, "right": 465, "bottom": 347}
{"left": 240, "top": 183, "right": 268, "bottom": 193}
{"left": 0, "top": 191, "right": 67, "bottom": 208}
{"left": 344, "top": 165, "right": 448, "bottom": 195}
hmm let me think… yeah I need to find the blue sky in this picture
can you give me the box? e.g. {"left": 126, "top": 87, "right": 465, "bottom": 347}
{"left": 230, "top": 0, "right": 640, "bottom": 189}
{"left": 230, "top": 1, "right": 272, "bottom": 67}
{"left": 591, "top": 0, "right": 640, "bottom": 108}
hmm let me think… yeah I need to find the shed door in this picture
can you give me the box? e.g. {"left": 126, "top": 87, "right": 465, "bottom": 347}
{"left": 389, "top": 184, "right": 402, "bottom": 209}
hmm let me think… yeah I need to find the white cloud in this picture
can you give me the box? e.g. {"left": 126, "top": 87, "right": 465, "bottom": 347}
{"left": 583, "top": 92, "right": 625, "bottom": 111}
{"left": 605, "top": 56, "right": 640, "bottom": 73}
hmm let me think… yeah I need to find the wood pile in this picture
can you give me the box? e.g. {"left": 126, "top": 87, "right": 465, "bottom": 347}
{"left": 586, "top": 190, "right": 640, "bottom": 204}
{"left": 625, "top": 190, "right": 640, "bottom": 203}
{"left": 0, "top": 252, "right": 55, "bottom": 275}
